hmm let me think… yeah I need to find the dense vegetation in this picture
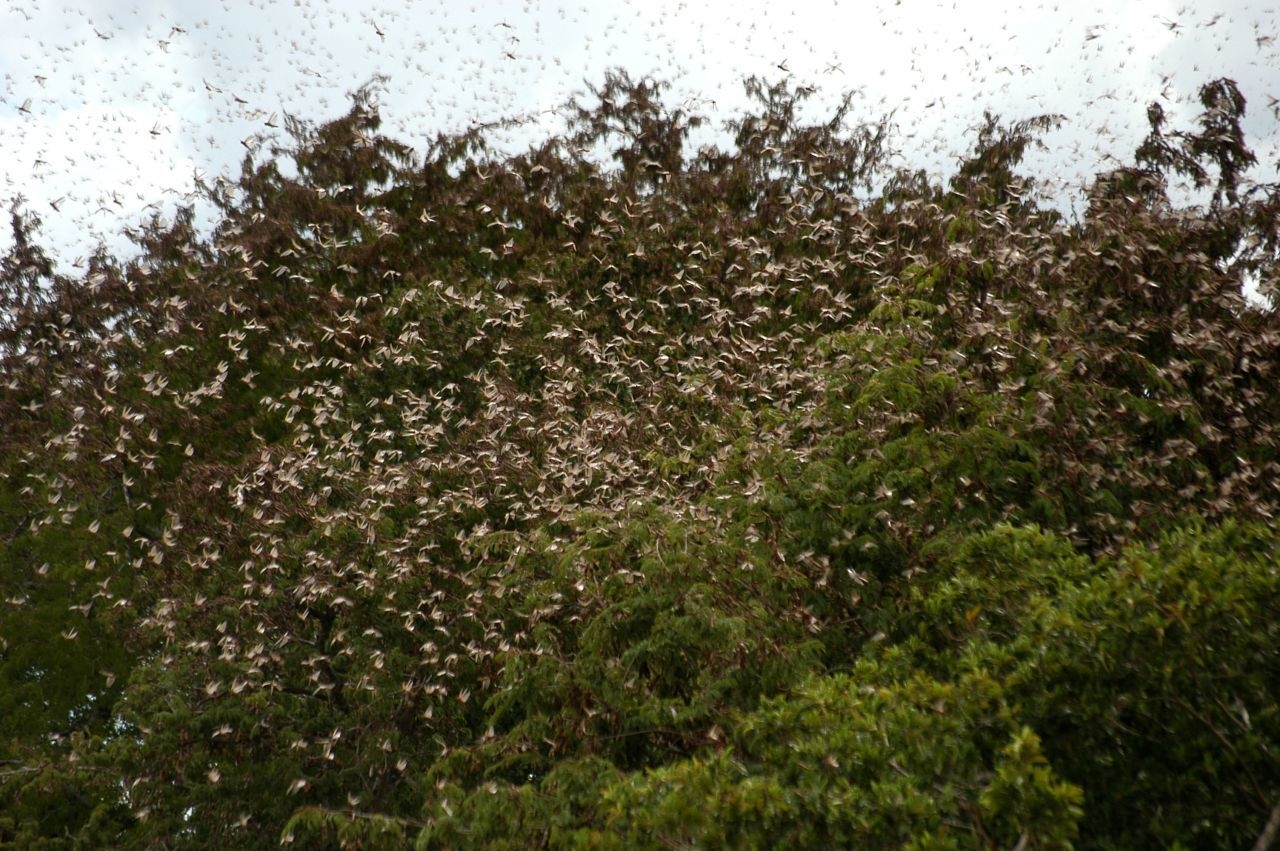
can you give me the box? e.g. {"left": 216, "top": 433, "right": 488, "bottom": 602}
{"left": 2, "top": 71, "right": 1279, "bottom": 849}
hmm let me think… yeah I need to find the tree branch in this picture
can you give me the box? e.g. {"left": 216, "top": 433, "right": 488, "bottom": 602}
{"left": 1252, "top": 799, "right": 1280, "bottom": 851}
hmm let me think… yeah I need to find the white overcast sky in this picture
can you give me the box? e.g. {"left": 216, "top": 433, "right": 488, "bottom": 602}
{"left": 2, "top": 0, "right": 1279, "bottom": 269}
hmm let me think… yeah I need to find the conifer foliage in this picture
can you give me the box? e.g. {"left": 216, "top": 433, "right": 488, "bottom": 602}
{"left": 1, "top": 73, "right": 1279, "bottom": 849}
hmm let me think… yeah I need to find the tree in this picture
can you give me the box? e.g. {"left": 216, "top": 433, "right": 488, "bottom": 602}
{"left": 1, "top": 72, "right": 1277, "bottom": 849}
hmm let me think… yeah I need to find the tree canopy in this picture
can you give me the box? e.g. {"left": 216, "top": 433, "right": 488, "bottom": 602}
{"left": 2, "top": 72, "right": 1279, "bottom": 849}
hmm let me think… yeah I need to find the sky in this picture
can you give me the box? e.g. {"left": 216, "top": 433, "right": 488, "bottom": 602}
{"left": 2, "top": 0, "right": 1279, "bottom": 270}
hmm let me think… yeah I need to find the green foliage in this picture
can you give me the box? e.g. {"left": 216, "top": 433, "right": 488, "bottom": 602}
{"left": 590, "top": 669, "right": 1083, "bottom": 850}
{"left": 418, "top": 522, "right": 1276, "bottom": 850}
